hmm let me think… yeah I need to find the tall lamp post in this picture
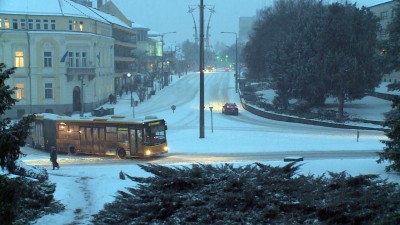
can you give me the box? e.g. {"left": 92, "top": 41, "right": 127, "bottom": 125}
{"left": 79, "top": 75, "right": 84, "bottom": 117}
{"left": 126, "top": 73, "right": 135, "bottom": 118}
{"left": 160, "top": 32, "right": 176, "bottom": 87}
{"left": 221, "top": 31, "right": 238, "bottom": 93}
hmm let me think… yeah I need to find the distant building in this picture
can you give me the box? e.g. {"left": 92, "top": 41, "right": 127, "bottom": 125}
{"left": 369, "top": 0, "right": 400, "bottom": 82}
{"left": 0, "top": 0, "right": 130, "bottom": 118}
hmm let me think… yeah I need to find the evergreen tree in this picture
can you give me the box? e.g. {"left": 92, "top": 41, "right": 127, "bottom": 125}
{"left": 377, "top": 1, "right": 400, "bottom": 172}
{"left": 244, "top": 1, "right": 382, "bottom": 115}
{"left": 378, "top": 83, "right": 400, "bottom": 172}
{"left": 320, "top": 3, "right": 382, "bottom": 118}
{"left": 0, "top": 63, "right": 35, "bottom": 173}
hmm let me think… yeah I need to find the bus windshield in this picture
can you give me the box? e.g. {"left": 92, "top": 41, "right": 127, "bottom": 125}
{"left": 145, "top": 125, "right": 166, "bottom": 145}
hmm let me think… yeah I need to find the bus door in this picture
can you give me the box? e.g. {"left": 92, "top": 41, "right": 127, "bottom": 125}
{"left": 33, "top": 121, "right": 44, "bottom": 148}
{"left": 92, "top": 127, "right": 104, "bottom": 154}
{"left": 129, "top": 128, "right": 144, "bottom": 155}
{"left": 80, "top": 127, "right": 93, "bottom": 153}
{"left": 80, "top": 127, "right": 104, "bottom": 154}
{"left": 96, "top": 127, "right": 106, "bottom": 154}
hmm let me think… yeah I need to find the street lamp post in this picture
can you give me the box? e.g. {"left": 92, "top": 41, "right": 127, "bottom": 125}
{"left": 160, "top": 32, "right": 176, "bottom": 87}
{"left": 221, "top": 31, "right": 238, "bottom": 93}
{"left": 127, "top": 73, "right": 135, "bottom": 118}
{"left": 209, "top": 106, "right": 213, "bottom": 133}
{"left": 79, "top": 75, "right": 84, "bottom": 117}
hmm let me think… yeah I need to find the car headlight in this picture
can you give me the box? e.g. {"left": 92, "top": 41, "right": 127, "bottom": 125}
{"left": 164, "top": 146, "right": 169, "bottom": 151}
{"left": 145, "top": 150, "right": 152, "bottom": 156}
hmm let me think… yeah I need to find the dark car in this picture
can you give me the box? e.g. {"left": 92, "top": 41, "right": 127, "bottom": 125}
{"left": 222, "top": 103, "right": 239, "bottom": 115}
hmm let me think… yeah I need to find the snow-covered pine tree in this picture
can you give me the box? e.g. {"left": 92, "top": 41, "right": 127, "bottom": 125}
{"left": 378, "top": 82, "right": 400, "bottom": 172}
{"left": 378, "top": 1, "right": 400, "bottom": 172}
{"left": 0, "top": 63, "right": 35, "bottom": 173}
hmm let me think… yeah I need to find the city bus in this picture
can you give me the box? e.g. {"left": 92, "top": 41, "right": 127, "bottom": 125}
{"left": 30, "top": 113, "right": 168, "bottom": 158}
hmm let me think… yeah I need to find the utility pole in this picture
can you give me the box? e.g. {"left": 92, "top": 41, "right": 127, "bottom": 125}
{"left": 199, "top": 0, "right": 205, "bottom": 138}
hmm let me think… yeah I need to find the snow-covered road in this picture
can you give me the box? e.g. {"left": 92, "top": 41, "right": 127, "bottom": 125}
{"left": 24, "top": 71, "right": 392, "bottom": 225}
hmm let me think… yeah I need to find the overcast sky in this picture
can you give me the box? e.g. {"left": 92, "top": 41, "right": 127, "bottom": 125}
{"left": 110, "top": 0, "right": 388, "bottom": 46}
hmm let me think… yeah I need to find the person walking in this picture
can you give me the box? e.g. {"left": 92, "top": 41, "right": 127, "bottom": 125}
{"left": 109, "top": 93, "right": 113, "bottom": 104}
{"left": 50, "top": 146, "right": 60, "bottom": 170}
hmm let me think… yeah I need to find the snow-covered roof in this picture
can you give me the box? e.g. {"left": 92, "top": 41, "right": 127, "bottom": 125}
{"left": 132, "top": 22, "right": 150, "bottom": 30}
{"left": 90, "top": 8, "right": 131, "bottom": 29}
{"left": 148, "top": 30, "right": 161, "bottom": 37}
{"left": 364, "top": 0, "right": 393, "bottom": 8}
{"left": 0, "top": 0, "right": 130, "bottom": 28}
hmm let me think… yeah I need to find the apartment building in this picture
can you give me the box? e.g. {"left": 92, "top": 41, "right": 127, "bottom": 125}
{"left": 369, "top": 0, "right": 400, "bottom": 82}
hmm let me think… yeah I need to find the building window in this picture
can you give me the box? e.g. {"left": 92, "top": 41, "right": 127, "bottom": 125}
{"left": 68, "top": 52, "right": 74, "bottom": 67}
{"left": 51, "top": 20, "right": 56, "bottom": 30}
{"left": 12, "top": 19, "right": 18, "bottom": 29}
{"left": 36, "top": 19, "right": 41, "bottom": 29}
{"left": 75, "top": 52, "right": 80, "bottom": 67}
{"left": 381, "top": 11, "right": 388, "bottom": 19}
{"left": 43, "top": 19, "right": 49, "bottom": 30}
{"left": 45, "top": 83, "right": 53, "bottom": 99}
{"left": 4, "top": 18, "right": 9, "bottom": 29}
{"left": 44, "top": 52, "right": 52, "bottom": 67}
{"left": 15, "top": 51, "right": 24, "bottom": 67}
{"left": 28, "top": 19, "right": 33, "bottom": 29}
{"left": 68, "top": 20, "right": 73, "bottom": 30}
{"left": 79, "top": 21, "right": 84, "bottom": 31}
{"left": 16, "top": 83, "right": 25, "bottom": 99}
{"left": 0, "top": 19, "right": 2, "bottom": 28}
{"left": 82, "top": 52, "right": 87, "bottom": 67}
{"left": 20, "top": 19, "right": 26, "bottom": 30}
{"left": 74, "top": 21, "right": 78, "bottom": 30}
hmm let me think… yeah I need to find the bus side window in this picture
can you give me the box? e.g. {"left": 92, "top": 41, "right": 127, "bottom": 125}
{"left": 118, "top": 130, "right": 129, "bottom": 142}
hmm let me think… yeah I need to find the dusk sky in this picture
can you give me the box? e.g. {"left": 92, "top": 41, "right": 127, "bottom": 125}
{"left": 109, "top": 0, "right": 390, "bottom": 46}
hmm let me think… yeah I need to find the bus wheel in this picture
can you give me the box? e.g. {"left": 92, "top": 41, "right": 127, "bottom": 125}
{"left": 117, "top": 148, "right": 126, "bottom": 159}
{"left": 68, "top": 145, "right": 76, "bottom": 155}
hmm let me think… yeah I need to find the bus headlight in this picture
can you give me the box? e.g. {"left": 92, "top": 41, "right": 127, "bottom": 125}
{"left": 145, "top": 149, "right": 152, "bottom": 156}
{"left": 164, "top": 146, "right": 168, "bottom": 151}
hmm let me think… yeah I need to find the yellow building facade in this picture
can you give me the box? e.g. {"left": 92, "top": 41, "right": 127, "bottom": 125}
{"left": 0, "top": 0, "right": 122, "bottom": 118}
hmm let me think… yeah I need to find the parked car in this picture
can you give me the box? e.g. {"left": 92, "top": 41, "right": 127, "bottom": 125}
{"left": 222, "top": 103, "right": 239, "bottom": 115}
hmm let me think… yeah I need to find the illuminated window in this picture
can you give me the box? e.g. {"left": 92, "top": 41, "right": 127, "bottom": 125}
{"left": 4, "top": 19, "right": 9, "bottom": 29}
{"left": 15, "top": 51, "right": 24, "bottom": 67}
{"left": 36, "top": 19, "right": 41, "bottom": 29}
{"left": 73, "top": 21, "right": 78, "bottom": 31}
{"left": 44, "top": 52, "right": 52, "bottom": 67}
{"left": 79, "top": 21, "right": 83, "bottom": 31}
{"left": 44, "top": 83, "right": 53, "bottom": 99}
{"left": 12, "top": 19, "right": 18, "bottom": 29}
{"left": 28, "top": 19, "right": 33, "bottom": 29}
{"left": 16, "top": 83, "right": 25, "bottom": 99}
{"left": 51, "top": 20, "right": 55, "bottom": 30}
{"left": 0, "top": 19, "right": 2, "bottom": 28}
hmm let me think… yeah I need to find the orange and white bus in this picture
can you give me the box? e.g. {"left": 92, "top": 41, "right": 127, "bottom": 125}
{"left": 30, "top": 113, "right": 168, "bottom": 158}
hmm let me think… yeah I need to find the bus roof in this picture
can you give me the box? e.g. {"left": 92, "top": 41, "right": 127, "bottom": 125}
{"left": 34, "top": 113, "right": 164, "bottom": 124}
